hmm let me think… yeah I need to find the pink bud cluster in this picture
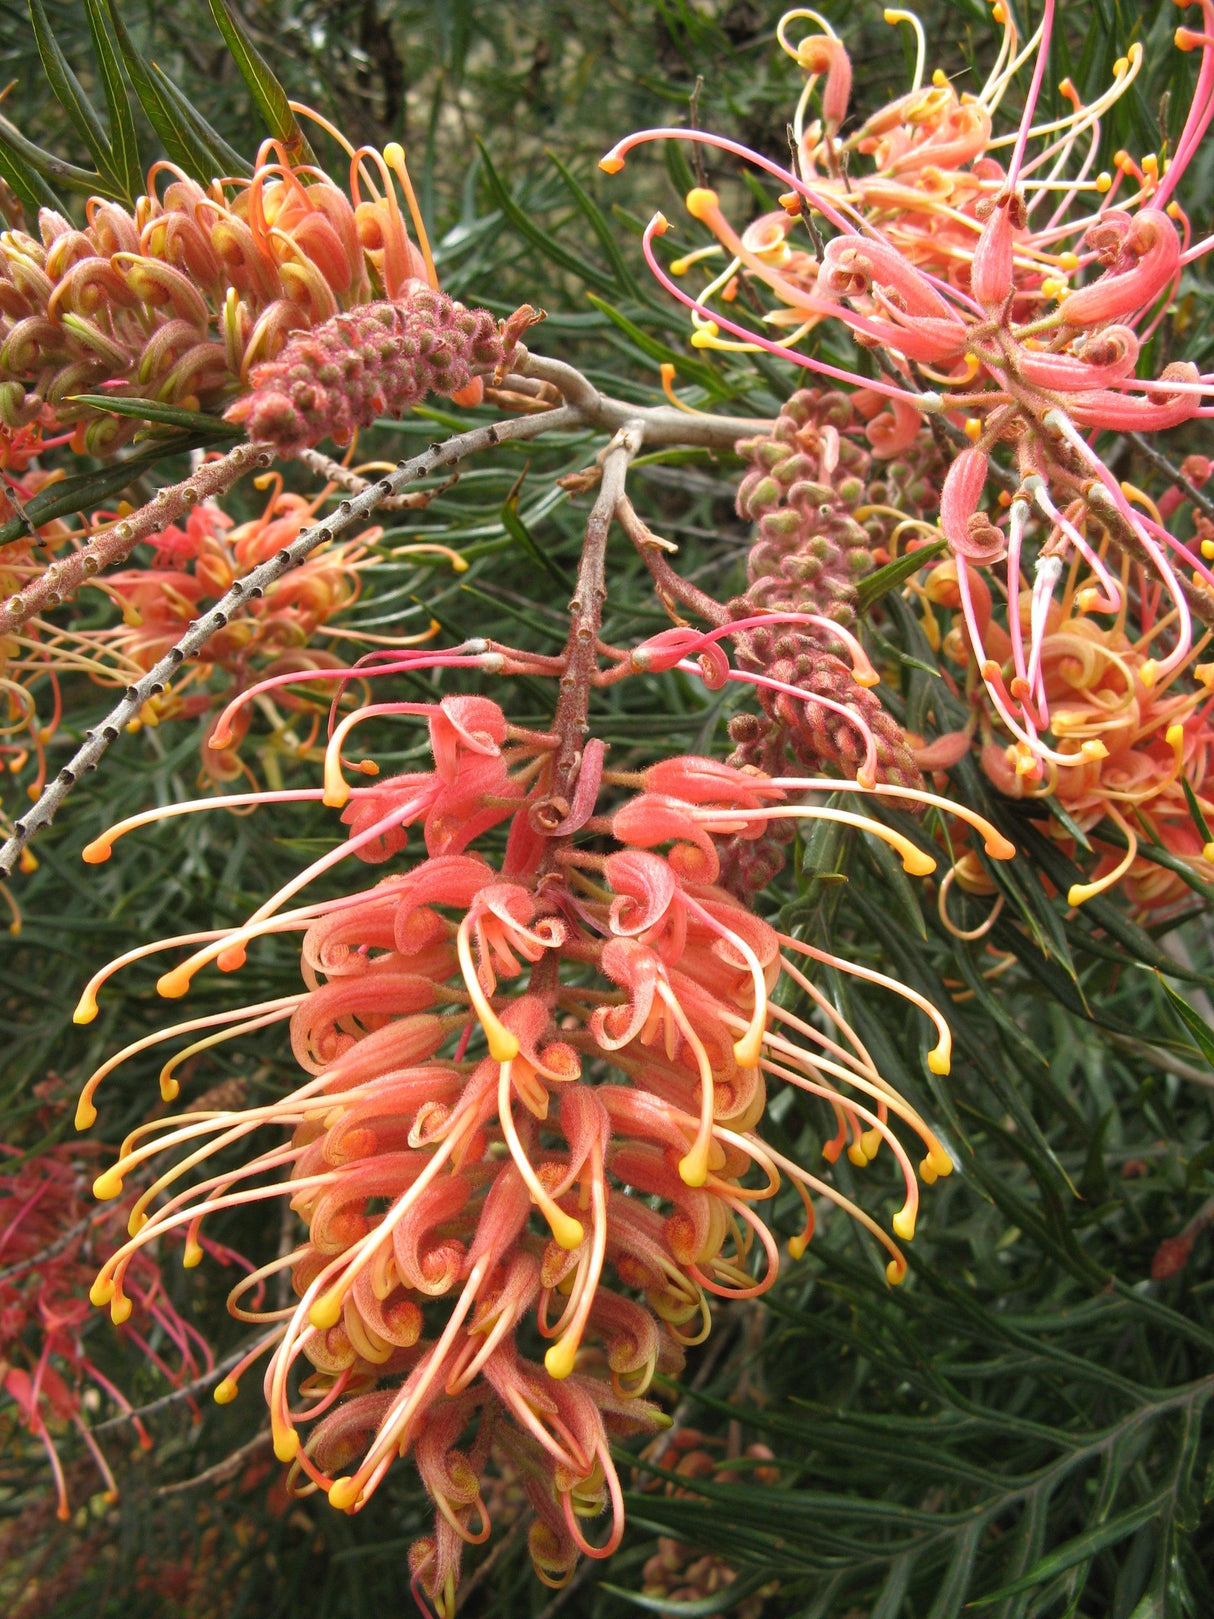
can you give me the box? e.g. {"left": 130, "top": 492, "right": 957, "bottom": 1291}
{"left": 76, "top": 655, "right": 1010, "bottom": 1612}
{"left": 225, "top": 289, "right": 509, "bottom": 456}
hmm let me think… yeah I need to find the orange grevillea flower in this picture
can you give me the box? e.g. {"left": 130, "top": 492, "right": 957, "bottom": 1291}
{"left": 602, "top": 2, "right": 1214, "bottom": 779}
{"left": 0, "top": 1139, "right": 222, "bottom": 1519}
{"left": 0, "top": 116, "right": 501, "bottom": 458}
{"left": 74, "top": 648, "right": 1014, "bottom": 1612}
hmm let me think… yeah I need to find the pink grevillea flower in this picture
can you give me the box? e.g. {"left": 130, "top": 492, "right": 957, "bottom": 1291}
{"left": 74, "top": 659, "right": 1013, "bottom": 1613}
{"left": 0, "top": 1139, "right": 222, "bottom": 1519}
{"left": 602, "top": 2, "right": 1214, "bottom": 779}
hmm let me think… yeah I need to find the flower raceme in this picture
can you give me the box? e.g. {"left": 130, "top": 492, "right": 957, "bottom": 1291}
{"left": 75, "top": 667, "right": 1014, "bottom": 1611}
{"left": 0, "top": 123, "right": 518, "bottom": 457}
{"left": 601, "top": 1, "right": 1214, "bottom": 779}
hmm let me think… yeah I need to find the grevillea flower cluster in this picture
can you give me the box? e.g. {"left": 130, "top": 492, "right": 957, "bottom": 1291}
{"left": 74, "top": 630, "right": 1014, "bottom": 1609}
{"left": 602, "top": 0, "right": 1214, "bottom": 790}
{"left": 0, "top": 1138, "right": 218, "bottom": 1520}
{"left": 0, "top": 125, "right": 508, "bottom": 456}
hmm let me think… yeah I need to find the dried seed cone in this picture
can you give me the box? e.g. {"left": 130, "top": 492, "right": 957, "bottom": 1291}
{"left": 224, "top": 288, "right": 506, "bottom": 454}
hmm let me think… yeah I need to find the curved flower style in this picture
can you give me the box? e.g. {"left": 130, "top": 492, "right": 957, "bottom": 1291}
{"left": 0, "top": 1139, "right": 219, "bottom": 1519}
{"left": 923, "top": 549, "right": 1214, "bottom": 914}
{"left": 0, "top": 126, "right": 508, "bottom": 457}
{"left": 602, "top": 1, "right": 1214, "bottom": 779}
{"left": 74, "top": 656, "right": 1014, "bottom": 1611}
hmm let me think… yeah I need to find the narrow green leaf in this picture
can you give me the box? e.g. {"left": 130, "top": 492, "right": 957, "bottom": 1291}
{"left": 0, "top": 437, "right": 202, "bottom": 547}
{"left": 1157, "top": 974, "right": 1214, "bottom": 1068}
{"left": 1181, "top": 770, "right": 1214, "bottom": 847}
{"left": 476, "top": 138, "right": 619, "bottom": 295}
{"left": 0, "top": 112, "right": 109, "bottom": 200}
{"left": 499, "top": 480, "right": 572, "bottom": 592}
{"left": 584, "top": 292, "right": 727, "bottom": 395}
{"left": 106, "top": 1, "right": 244, "bottom": 183}
{"left": 971, "top": 1494, "right": 1168, "bottom": 1605}
{"left": 28, "top": 0, "right": 119, "bottom": 187}
{"left": 547, "top": 149, "right": 643, "bottom": 297}
{"left": 0, "top": 128, "right": 65, "bottom": 214}
{"left": 83, "top": 0, "right": 142, "bottom": 200}
{"left": 855, "top": 537, "right": 947, "bottom": 612}
{"left": 925, "top": 1517, "right": 985, "bottom": 1619}
{"left": 69, "top": 394, "right": 243, "bottom": 437}
{"left": 207, "top": 0, "right": 316, "bottom": 167}
{"left": 150, "top": 66, "right": 253, "bottom": 179}
{"left": 598, "top": 1572, "right": 773, "bottom": 1616}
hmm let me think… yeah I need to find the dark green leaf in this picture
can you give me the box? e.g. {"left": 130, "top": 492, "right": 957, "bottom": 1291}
{"left": 856, "top": 537, "right": 947, "bottom": 612}
{"left": 28, "top": 0, "right": 121, "bottom": 188}
{"left": 499, "top": 480, "right": 572, "bottom": 592}
{"left": 68, "top": 395, "right": 243, "bottom": 437}
{"left": 206, "top": 0, "right": 315, "bottom": 167}
{"left": 82, "top": 0, "right": 141, "bottom": 200}
{"left": 1158, "top": 974, "right": 1214, "bottom": 1068}
{"left": 971, "top": 1494, "right": 1169, "bottom": 1605}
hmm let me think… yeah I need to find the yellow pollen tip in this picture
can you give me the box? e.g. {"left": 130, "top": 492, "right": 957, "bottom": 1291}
{"left": 902, "top": 848, "right": 937, "bottom": 877}
{"left": 1080, "top": 739, "right": 1109, "bottom": 761}
{"left": 964, "top": 418, "right": 982, "bottom": 442}
{"left": 273, "top": 1428, "right": 300, "bottom": 1464}
{"left": 788, "top": 1233, "right": 810, "bottom": 1260}
{"left": 1203, "top": 842, "right": 1214, "bottom": 864}
{"left": 544, "top": 1336, "right": 580, "bottom": 1380}
{"left": 183, "top": 1238, "right": 204, "bottom": 1269}
{"left": 927, "top": 1042, "right": 951, "bottom": 1076}
{"left": 1067, "top": 881, "right": 1098, "bottom": 907}
{"left": 892, "top": 1207, "right": 916, "bottom": 1241}
{"left": 216, "top": 946, "right": 246, "bottom": 972}
{"left": 383, "top": 141, "right": 405, "bottom": 168}
{"left": 861, "top": 1129, "right": 882, "bottom": 1160}
{"left": 678, "top": 1142, "right": 711, "bottom": 1188}
{"left": 73, "top": 992, "right": 99, "bottom": 1025}
{"left": 93, "top": 1169, "right": 124, "bottom": 1201}
{"left": 847, "top": 1142, "right": 868, "bottom": 1167}
{"left": 127, "top": 1209, "right": 147, "bottom": 1236}
{"left": 484, "top": 1021, "right": 520, "bottom": 1063}
{"left": 1059, "top": 252, "right": 1079, "bottom": 272}
{"left": 213, "top": 1378, "right": 238, "bottom": 1405}
{"left": 927, "top": 1143, "right": 954, "bottom": 1178}
{"left": 885, "top": 1259, "right": 907, "bottom": 1285}
{"left": 110, "top": 1294, "right": 132, "bottom": 1325}
{"left": 1166, "top": 723, "right": 1184, "bottom": 752}
{"left": 732, "top": 1028, "right": 764, "bottom": 1068}
{"left": 684, "top": 187, "right": 720, "bottom": 221}
{"left": 1058, "top": 77, "right": 1075, "bottom": 96}
{"left": 651, "top": 212, "right": 670, "bottom": 235}
{"left": 920, "top": 1159, "right": 937, "bottom": 1185}
{"left": 81, "top": 837, "right": 113, "bottom": 864}
{"left": 160, "top": 1076, "right": 180, "bottom": 1102}
{"left": 328, "top": 1476, "right": 360, "bottom": 1511}
{"left": 75, "top": 1099, "right": 97, "bottom": 1132}
{"left": 156, "top": 967, "right": 193, "bottom": 999}
{"left": 322, "top": 778, "right": 351, "bottom": 810}
{"left": 309, "top": 1290, "right": 345, "bottom": 1331}
{"left": 1113, "top": 56, "right": 1128, "bottom": 76}
{"left": 548, "top": 1208, "right": 586, "bottom": 1251}
{"left": 1096, "top": 172, "right": 1112, "bottom": 193}
{"left": 1139, "top": 659, "right": 1160, "bottom": 688}
{"left": 89, "top": 1275, "right": 115, "bottom": 1308}
{"left": 599, "top": 154, "right": 625, "bottom": 174}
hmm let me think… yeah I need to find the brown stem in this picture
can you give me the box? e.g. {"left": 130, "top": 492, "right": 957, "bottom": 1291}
{"left": 0, "top": 442, "right": 272, "bottom": 642}
{"left": 616, "top": 493, "right": 729, "bottom": 627}
{"left": 545, "top": 423, "right": 645, "bottom": 812}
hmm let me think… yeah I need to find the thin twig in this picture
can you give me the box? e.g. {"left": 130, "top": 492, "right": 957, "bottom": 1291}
{"left": 0, "top": 442, "right": 271, "bottom": 642}
{"left": 0, "top": 406, "right": 577, "bottom": 878}
{"left": 292, "top": 445, "right": 437, "bottom": 511}
{"left": 0, "top": 1209, "right": 96, "bottom": 1285}
{"left": 617, "top": 493, "right": 729, "bottom": 627}
{"left": 1126, "top": 431, "right": 1214, "bottom": 522}
{"left": 520, "top": 353, "right": 773, "bottom": 449}
{"left": 94, "top": 1337, "right": 265, "bottom": 1431}
{"left": 453, "top": 1513, "right": 531, "bottom": 1613}
{"left": 155, "top": 1427, "right": 272, "bottom": 1497}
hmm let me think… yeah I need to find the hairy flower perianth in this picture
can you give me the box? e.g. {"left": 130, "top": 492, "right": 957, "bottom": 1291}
{"left": 0, "top": 124, "right": 511, "bottom": 458}
{"left": 0, "top": 1138, "right": 219, "bottom": 1519}
{"left": 602, "top": 1, "right": 1214, "bottom": 778}
{"left": 74, "top": 647, "right": 1014, "bottom": 1609}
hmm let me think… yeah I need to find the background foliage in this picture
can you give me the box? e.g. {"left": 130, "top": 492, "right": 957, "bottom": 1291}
{"left": 1, "top": 2, "right": 1213, "bottom": 1616}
